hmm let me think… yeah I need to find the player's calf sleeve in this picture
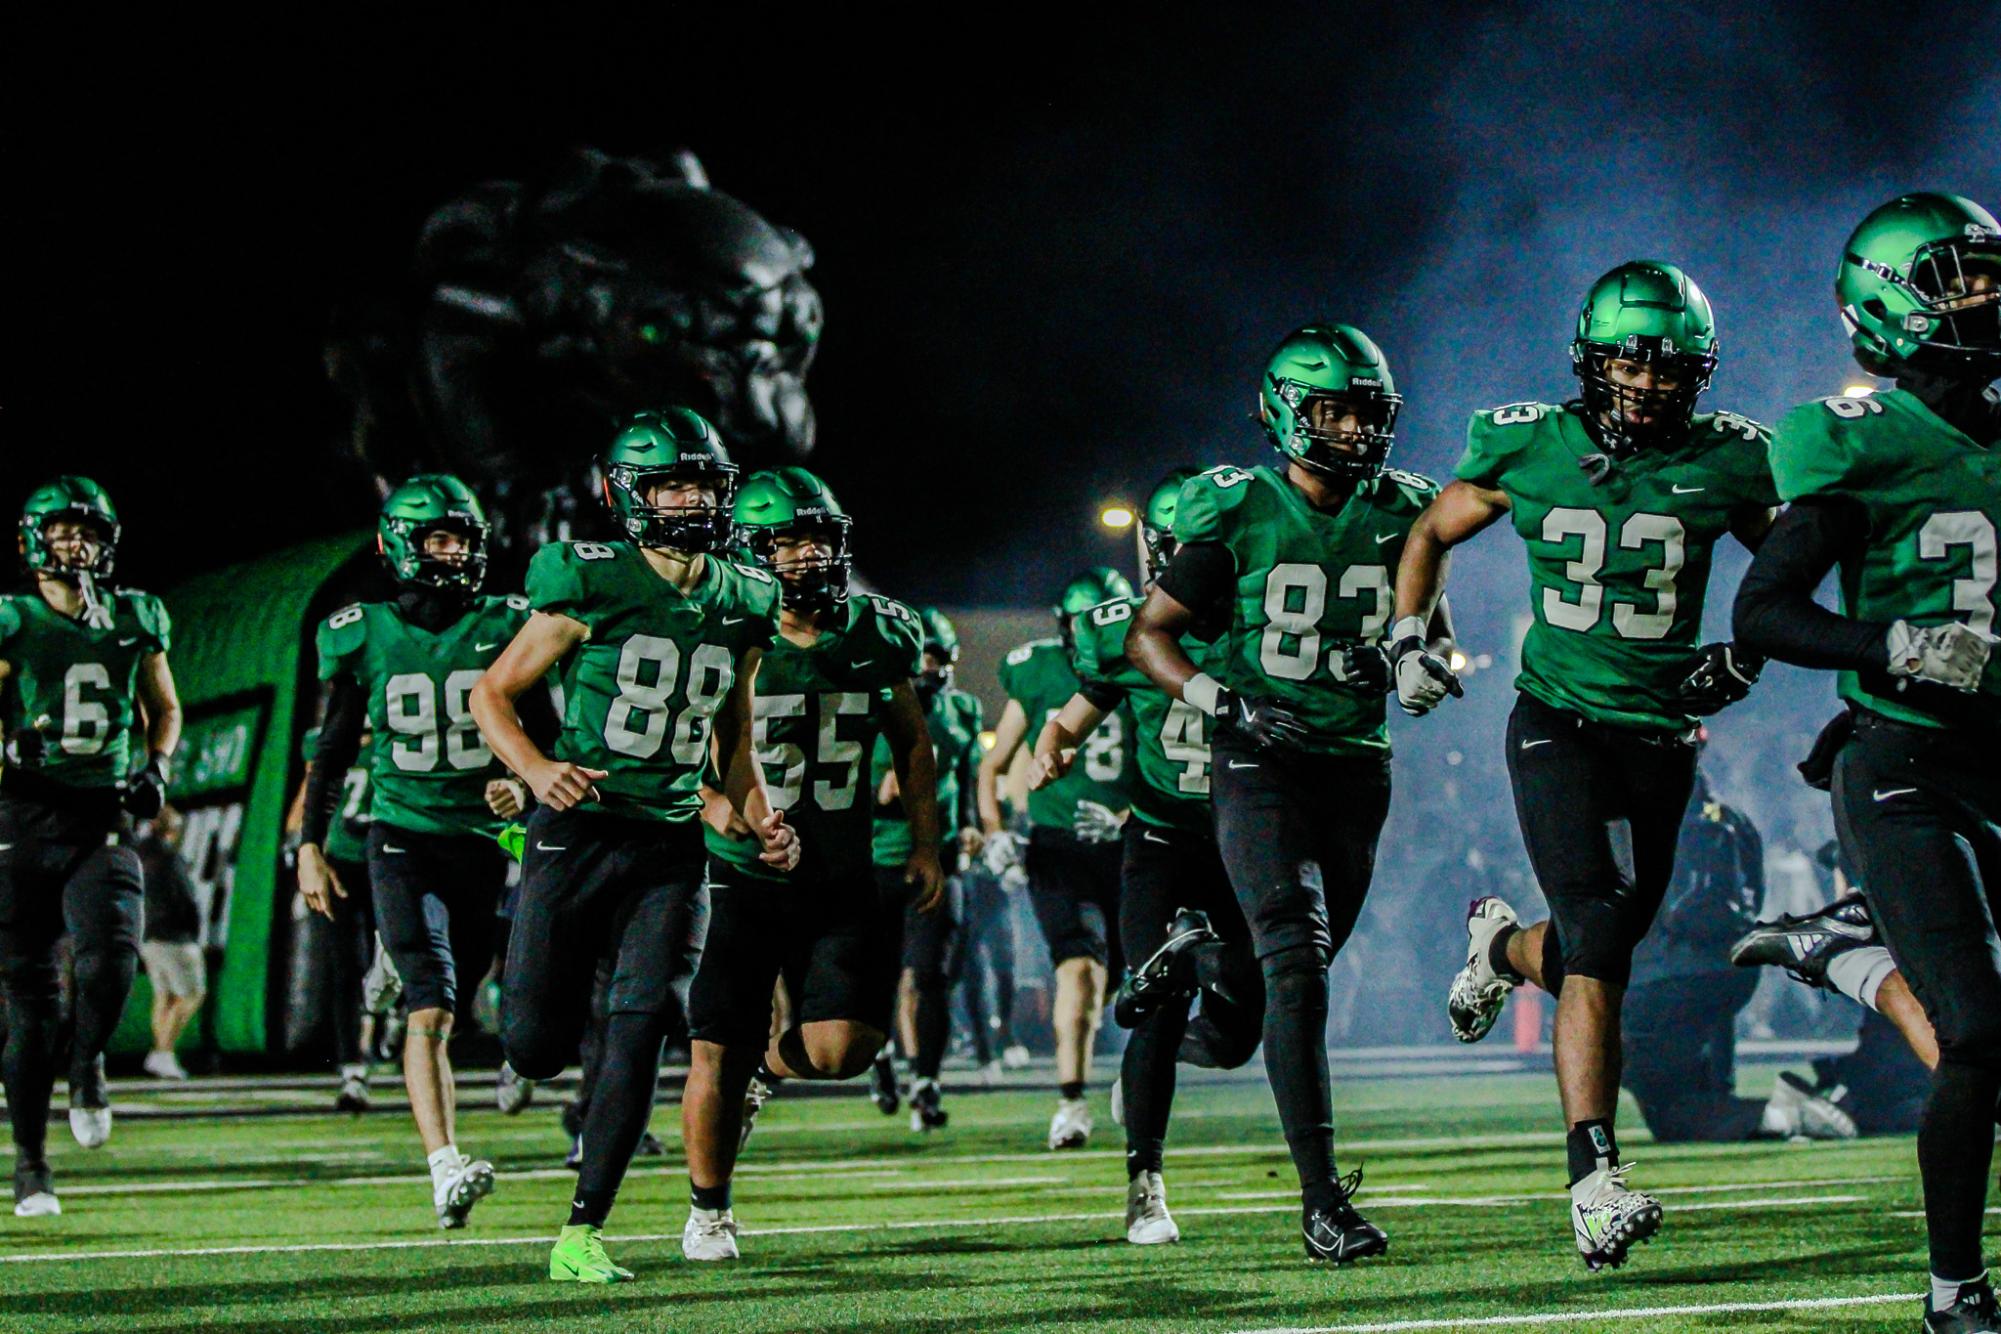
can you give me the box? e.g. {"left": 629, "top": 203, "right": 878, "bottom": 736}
{"left": 912, "top": 981, "right": 952, "bottom": 1080}
{"left": 1920, "top": 1057, "right": 2001, "bottom": 1279}
{"left": 1260, "top": 945, "right": 1339, "bottom": 1211}
{"left": 1121, "top": 1000, "right": 1189, "bottom": 1177}
{"left": 1, "top": 995, "right": 62, "bottom": 1159}
{"left": 68, "top": 938, "right": 138, "bottom": 1072}
{"left": 571, "top": 1010, "right": 668, "bottom": 1227}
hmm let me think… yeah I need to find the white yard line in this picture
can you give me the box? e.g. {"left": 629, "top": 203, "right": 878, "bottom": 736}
{"left": 1212, "top": 1175, "right": 1894, "bottom": 1204}
{"left": 0, "top": 1194, "right": 1864, "bottom": 1266}
{"left": 1222, "top": 1290, "right": 1915, "bottom": 1333}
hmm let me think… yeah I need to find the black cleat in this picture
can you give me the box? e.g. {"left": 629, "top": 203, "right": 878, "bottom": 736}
{"left": 565, "top": 1132, "right": 583, "bottom": 1170}
{"left": 1928, "top": 1278, "right": 2001, "bottom": 1333}
{"left": 1302, "top": 1168, "right": 1388, "bottom": 1265}
{"left": 633, "top": 1130, "right": 666, "bottom": 1157}
{"left": 868, "top": 1052, "right": 901, "bottom": 1115}
{"left": 909, "top": 1077, "right": 948, "bottom": 1133}
{"left": 1114, "top": 908, "right": 1218, "bottom": 1029}
{"left": 1728, "top": 893, "right": 1876, "bottom": 988}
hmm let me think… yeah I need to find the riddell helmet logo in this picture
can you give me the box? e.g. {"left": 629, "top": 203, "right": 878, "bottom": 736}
{"left": 1966, "top": 222, "right": 1999, "bottom": 243}
{"left": 1351, "top": 377, "right": 1382, "bottom": 388}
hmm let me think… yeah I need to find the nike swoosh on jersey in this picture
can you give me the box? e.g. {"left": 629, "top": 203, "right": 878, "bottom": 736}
{"left": 382, "top": 845, "right": 406, "bottom": 854}
{"left": 722, "top": 616, "right": 745, "bottom": 625}
{"left": 1873, "top": 787, "right": 1918, "bottom": 801}
{"left": 1670, "top": 484, "right": 1706, "bottom": 494}
{"left": 1226, "top": 760, "right": 1259, "bottom": 770}
{"left": 118, "top": 637, "right": 139, "bottom": 646}
{"left": 1374, "top": 533, "right": 1399, "bottom": 544}
{"left": 536, "top": 841, "right": 569, "bottom": 852}
{"left": 1519, "top": 738, "right": 1554, "bottom": 750}
{"left": 475, "top": 642, "right": 500, "bottom": 651}
{"left": 1141, "top": 829, "right": 1170, "bottom": 844}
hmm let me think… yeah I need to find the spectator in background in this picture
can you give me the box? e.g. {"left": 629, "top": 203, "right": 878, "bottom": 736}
{"left": 137, "top": 806, "right": 204, "bottom": 1080}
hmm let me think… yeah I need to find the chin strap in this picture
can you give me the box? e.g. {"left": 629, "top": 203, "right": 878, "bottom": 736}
{"left": 75, "top": 572, "right": 115, "bottom": 630}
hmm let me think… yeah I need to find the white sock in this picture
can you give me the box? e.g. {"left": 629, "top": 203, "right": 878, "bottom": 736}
{"left": 427, "top": 1144, "right": 462, "bottom": 1189}
{"left": 1932, "top": 1270, "right": 1986, "bottom": 1310}
{"left": 1824, "top": 945, "right": 1897, "bottom": 1012}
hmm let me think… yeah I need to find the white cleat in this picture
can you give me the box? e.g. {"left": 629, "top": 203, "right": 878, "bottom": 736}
{"left": 1002, "top": 1044, "right": 1031, "bottom": 1070}
{"left": 1571, "top": 1163, "right": 1663, "bottom": 1271}
{"left": 1125, "top": 1171, "right": 1180, "bottom": 1245}
{"left": 1448, "top": 896, "right": 1520, "bottom": 1044}
{"left": 68, "top": 1107, "right": 111, "bottom": 1151}
{"left": 142, "top": 1051, "right": 188, "bottom": 1080}
{"left": 434, "top": 1157, "right": 496, "bottom": 1230}
{"left": 738, "top": 1076, "right": 774, "bottom": 1153}
{"left": 1764, "top": 1070, "right": 1858, "bottom": 1141}
{"left": 682, "top": 1206, "right": 740, "bottom": 1261}
{"left": 13, "top": 1192, "right": 60, "bottom": 1218}
{"left": 1048, "top": 1096, "right": 1093, "bottom": 1150}
{"left": 495, "top": 1063, "right": 535, "bottom": 1116}
{"left": 13, "top": 1160, "right": 59, "bottom": 1217}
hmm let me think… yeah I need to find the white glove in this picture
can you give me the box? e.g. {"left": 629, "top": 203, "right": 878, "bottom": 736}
{"left": 1387, "top": 616, "right": 1461, "bottom": 717}
{"left": 1886, "top": 619, "right": 1993, "bottom": 692}
{"left": 1072, "top": 799, "right": 1126, "bottom": 845}
{"left": 982, "top": 830, "right": 1026, "bottom": 875}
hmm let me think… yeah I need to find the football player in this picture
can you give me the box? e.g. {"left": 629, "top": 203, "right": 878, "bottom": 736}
{"left": 1128, "top": 324, "right": 1448, "bottom": 1264}
{"left": 1031, "top": 466, "right": 1264, "bottom": 1246}
{"left": 1394, "top": 262, "right": 1776, "bottom": 1270}
{"left": 1, "top": 477, "right": 180, "bottom": 1218}
{"left": 299, "top": 475, "right": 541, "bottom": 1228}
{"left": 682, "top": 466, "right": 942, "bottom": 1257}
{"left": 979, "top": 566, "right": 1136, "bottom": 1149}
{"left": 869, "top": 607, "right": 985, "bottom": 1130}
{"left": 1732, "top": 193, "right": 2001, "bottom": 1332}
{"left": 470, "top": 408, "right": 798, "bottom": 1284}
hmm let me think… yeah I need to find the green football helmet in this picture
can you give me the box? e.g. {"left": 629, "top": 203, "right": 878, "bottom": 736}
{"left": 20, "top": 476, "right": 120, "bottom": 580}
{"left": 1138, "top": 466, "right": 1200, "bottom": 585}
{"left": 1258, "top": 324, "right": 1401, "bottom": 480}
{"left": 1838, "top": 192, "right": 2001, "bottom": 379}
{"left": 1053, "top": 565, "right": 1134, "bottom": 645}
{"left": 600, "top": 407, "right": 739, "bottom": 553}
{"left": 377, "top": 474, "right": 489, "bottom": 592}
{"left": 733, "top": 466, "right": 852, "bottom": 613}
{"left": 1570, "top": 261, "right": 1718, "bottom": 456}
{"left": 916, "top": 606, "right": 958, "bottom": 690}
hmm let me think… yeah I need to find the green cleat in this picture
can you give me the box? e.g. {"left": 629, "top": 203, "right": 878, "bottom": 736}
{"left": 550, "top": 1224, "right": 634, "bottom": 1283}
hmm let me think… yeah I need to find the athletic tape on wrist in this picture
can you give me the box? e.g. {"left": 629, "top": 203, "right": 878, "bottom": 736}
{"left": 1183, "top": 673, "right": 1223, "bottom": 717}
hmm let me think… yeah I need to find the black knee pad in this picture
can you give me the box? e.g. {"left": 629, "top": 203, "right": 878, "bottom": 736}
{"left": 1262, "top": 944, "right": 1331, "bottom": 1012}
{"left": 1544, "top": 893, "right": 1635, "bottom": 989}
{"left": 503, "top": 1009, "right": 574, "bottom": 1082}
{"left": 1935, "top": 1020, "right": 2001, "bottom": 1075}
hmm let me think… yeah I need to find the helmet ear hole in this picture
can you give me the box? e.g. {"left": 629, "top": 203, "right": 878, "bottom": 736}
{"left": 1862, "top": 298, "right": 1888, "bottom": 320}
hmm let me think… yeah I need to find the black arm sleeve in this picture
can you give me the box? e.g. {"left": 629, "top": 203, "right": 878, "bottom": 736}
{"left": 1154, "top": 541, "right": 1235, "bottom": 624}
{"left": 302, "top": 674, "right": 366, "bottom": 849}
{"left": 1077, "top": 679, "right": 1125, "bottom": 712}
{"left": 1732, "top": 497, "right": 1890, "bottom": 672}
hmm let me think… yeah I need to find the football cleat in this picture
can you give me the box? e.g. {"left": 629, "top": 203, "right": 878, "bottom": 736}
{"left": 434, "top": 1157, "right": 496, "bottom": 1230}
{"left": 565, "top": 1133, "right": 583, "bottom": 1170}
{"left": 634, "top": 1129, "right": 666, "bottom": 1158}
{"left": 976, "top": 1058, "right": 1004, "bottom": 1086}
{"left": 1125, "top": 1171, "right": 1180, "bottom": 1245}
{"left": 1448, "top": 896, "right": 1520, "bottom": 1044}
{"left": 68, "top": 1055, "right": 111, "bottom": 1149}
{"left": 1114, "top": 909, "right": 1217, "bottom": 1029}
{"left": 142, "top": 1050, "right": 188, "bottom": 1080}
{"left": 335, "top": 1068, "right": 371, "bottom": 1115}
{"left": 738, "top": 1076, "right": 774, "bottom": 1154}
{"left": 12, "top": 1159, "right": 59, "bottom": 1218}
{"left": 495, "top": 1063, "right": 535, "bottom": 1116}
{"left": 868, "top": 1052, "right": 901, "bottom": 1114}
{"left": 909, "top": 1077, "right": 948, "bottom": 1133}
{"left": 1728, "top": 893, "right": 1875, "bottom": 988}
{"left": 1002, "top": 1043, "right": 1031, "bottom": 1070}
{"left": 362, "top": 942, "right": 403, "bottom": 1015}
{"left": 1048, "top": 1096, "right": 1093, "bottom": 1151}
{"left": 1928, "top": 1277, "right": 2001, "bottom": 1333}
{"left": 1302, "top": 1169, "right": 1388, "bottom": 1264}
{"left": 1571, "top": 1163, "right": 1662, "bottom": 1271}
{"left": 549, "top": 1223, "right": 633, "bottom": 1283}
{"left": 682, "top": 1206, "right": 740, "bottom": 1261}
{"left": 1765, "top": 1070, "right": 1859, "bottom": 1141}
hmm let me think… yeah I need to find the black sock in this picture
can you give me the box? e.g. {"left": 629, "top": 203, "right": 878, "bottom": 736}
{"left": 755, "top": 1057, "right": 783, "bottom": 1086}
{"left": 1059, "top": 1080, "right": 1084, "bottom": 1101}
{"left": 690, "top": 1180, "right": 732, "bottom": 1213}
{"left": 569, "top": 1010, "right": 666, "bottom": 1227}
{"left": 1920, "top": 1059, "right": 2001, "bottom": 1279}
{"left": 913, "top": 981, "right": 951, "bottom": 1080}
{"left": 1261, "top": 945, "right": 1339, "bottom": 1215}
{"left": 1488, "top": 924, "right": 1524, "bottom": 984}
{"left": 1566, "top": 1118, "right": 1619, "bottom": 1186}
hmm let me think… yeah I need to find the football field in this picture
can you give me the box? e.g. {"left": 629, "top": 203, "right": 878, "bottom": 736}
{"left": 0, "top": 1062, "right": 1933, "bottom": 1332}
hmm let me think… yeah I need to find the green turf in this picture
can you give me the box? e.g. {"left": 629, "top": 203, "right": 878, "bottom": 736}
{"left": 0, "top": 1066, "right": 1935, "bottom": 1332}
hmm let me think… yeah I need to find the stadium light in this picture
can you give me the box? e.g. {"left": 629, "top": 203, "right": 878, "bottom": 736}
{"left": 1099, "top": 503, "right": 1135, "bottom": 530}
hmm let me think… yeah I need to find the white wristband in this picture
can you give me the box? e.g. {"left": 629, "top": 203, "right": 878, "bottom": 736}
{"left": 1390, "top": 615, "right": 1427, "bottom": 645}
{"left": 1183, "top": 672, "right": 1224, "bottom": 717}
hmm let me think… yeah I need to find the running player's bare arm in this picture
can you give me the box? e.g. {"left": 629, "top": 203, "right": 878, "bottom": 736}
{"left": 471, "top": 610, "right": 603, "bottom": 810}
{"left": 1028, "top": 694, "right": 1106, "bottom": 791}
{"left": 975, "top": 698, "right": 1030, "bottom": 835}
{"left": 709, "top": 647, "right": 798, "bottom": 870}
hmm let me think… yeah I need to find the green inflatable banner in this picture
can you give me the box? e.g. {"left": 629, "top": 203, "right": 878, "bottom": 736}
{"left": 113, "top": 533, "right": 366, "bottom": 1056}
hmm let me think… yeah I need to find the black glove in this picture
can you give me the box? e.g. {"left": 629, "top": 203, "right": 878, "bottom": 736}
{"left": 1677, "top": 642, "right": 1763, "bottom": 716}
{"left": 1338, "top": 641, "right": 1393, "bottom": 693}
{"left": 122, "top": 756, "right": 168, "bottom": 819}
{"left": 1213, "top": 689, "right": 1313, "bottom": 755}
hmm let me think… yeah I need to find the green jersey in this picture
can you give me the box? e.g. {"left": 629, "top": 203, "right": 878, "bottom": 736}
{"left": 528, "top": 540, "right": 780, "bottom": 824}
{"left": 872, "top": 684, "right": 983, "bottom": 869}
{"left": 317, "top": 595, "right": 532, "bottom": 838}
{"left": 302, "top": 726, "right": 371, "bottom": 863}
{"left": 1769, "top": 387, "right": 2001, "bottom": 728}
{"left": 998, "top": 637, "right": 1132, "bottom": 832}
{"left": 1172, "top": 463, "right": 1435, "bottom": 755}
{"left": 0, "top": 588, "right": 170, "bottom": 790}
{"left": 1071, "top": 596, "right": 1222, "bottom": 829}
{"left": 1456, "top": 404, "right": 1778, "bottom": 732}
{"left": 705, "top": 593, "right": 922, "bottom": 882}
